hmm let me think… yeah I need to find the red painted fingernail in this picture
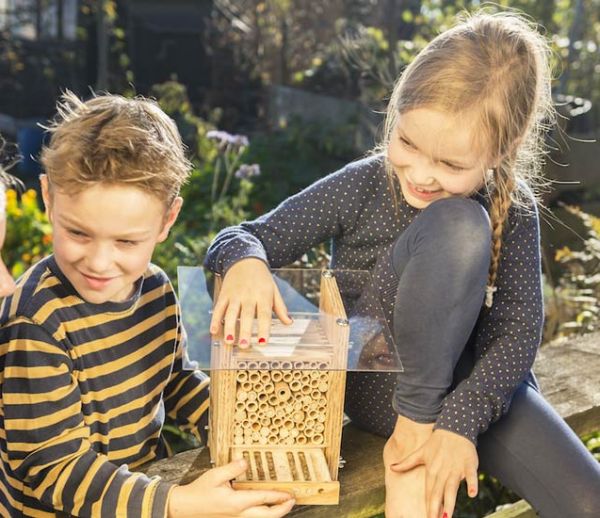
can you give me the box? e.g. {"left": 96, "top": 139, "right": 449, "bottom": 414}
{"left": 240, "top": 339, "right": 248, "bottom": 346}
{"left": 226, "top": 334, "right": 234, "bottom": 342}
{"left": 258, "top": 337, "right": 266, "bottom": 344}
{"left": 443, "top": 513, "right": 448, "bottom": 518}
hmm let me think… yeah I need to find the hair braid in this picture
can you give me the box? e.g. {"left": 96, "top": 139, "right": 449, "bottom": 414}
{"left": 485, "top": 165, "right": 516, "bottom": 307}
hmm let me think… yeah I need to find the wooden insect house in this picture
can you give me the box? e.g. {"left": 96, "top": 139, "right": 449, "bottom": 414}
{"left": 209, "top": 269, "right": 349, "bottom": 505}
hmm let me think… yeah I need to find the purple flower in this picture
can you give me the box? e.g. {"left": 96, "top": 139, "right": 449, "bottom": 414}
{"left": 234, "top": 163, "right": 261, "bottom": 179}
{"left": 206, "top": 130, "right": 249, "bottom": 148}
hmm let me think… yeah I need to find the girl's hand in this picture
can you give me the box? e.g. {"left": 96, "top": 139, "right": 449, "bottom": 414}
{"left": 167, "top": 459, "right": 295, "bottom": 518}
{"left": 391, "top": 429, "right": 479, "bottom": 518}
{"left": 210, "top": 258, "right": 292, "bottom": 348}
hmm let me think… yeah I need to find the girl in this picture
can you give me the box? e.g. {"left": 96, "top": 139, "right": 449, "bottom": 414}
{"left": 205, "top": 11, "right": 600, "bottom": 518}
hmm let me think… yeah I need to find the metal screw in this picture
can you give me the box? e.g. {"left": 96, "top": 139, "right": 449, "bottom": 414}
{"left": 336, "top": 318, "right": 349, "bottom": 327}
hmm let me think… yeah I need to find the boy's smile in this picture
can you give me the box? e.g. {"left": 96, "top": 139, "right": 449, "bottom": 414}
{"left": 41, "top": 177, "right": 181, "bottom": 304}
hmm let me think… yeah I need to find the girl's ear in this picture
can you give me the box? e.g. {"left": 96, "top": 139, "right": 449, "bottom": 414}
{"left": 157, "top": 196, "right": 183, "bottom": 243}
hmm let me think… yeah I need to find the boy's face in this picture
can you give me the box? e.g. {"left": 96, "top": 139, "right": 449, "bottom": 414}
{"left": 41, "top": 176, "right": 181, "bottom": 304}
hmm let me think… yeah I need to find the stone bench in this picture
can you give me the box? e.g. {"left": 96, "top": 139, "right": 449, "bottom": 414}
{"left": 144, "top": 331, "right": 600, "bottom": 517}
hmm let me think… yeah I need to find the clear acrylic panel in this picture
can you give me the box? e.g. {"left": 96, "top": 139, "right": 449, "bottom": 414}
{"left": 177, "top": 267, "right": 402, "bottom": 372}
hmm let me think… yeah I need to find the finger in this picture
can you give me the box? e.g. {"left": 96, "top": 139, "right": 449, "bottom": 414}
{"left": 235, "top": 488, "right": 295, "bottom": 510}
{"left": 391, "top": 448, "right": 424, "bottom": 472}
{"left": 427, "top": 474, "right": 445, "bottom": 518}
{"left": 442, "top": 476, "right": 461, "bottom": 518}
{"left": 210, "top": 297, "right": 228, "bottom": 334}
{"left": 205, "top": 459, "right": 248, "bottom": 486}
{"left": 238, "top": 303, "right": 256, "bottom": 349}
{"left": 272, "top": 285, "right": 292, "bottom": 325}
{"left": 256, "top": 302, "right": 273, "bottom": 346}
{"left": 466, "top": 469, "right": 479, "bottom": 498}
{"left": 242, "top": 497, "right": 296, "bottom": 518}
{"left": 223, "top": 301, "right": 241, "bottom": 344}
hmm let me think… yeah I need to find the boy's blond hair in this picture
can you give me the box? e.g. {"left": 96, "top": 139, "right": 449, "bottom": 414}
{"left": 40, "top": 91, "right": 191, "bottom": 206}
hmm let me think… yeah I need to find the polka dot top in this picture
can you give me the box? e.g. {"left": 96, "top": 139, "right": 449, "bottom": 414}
{"left": 204, "top": 154, "right": 544, "bottom": 444}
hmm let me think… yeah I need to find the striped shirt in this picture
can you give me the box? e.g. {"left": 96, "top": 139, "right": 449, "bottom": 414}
{"left": 0, "top": 255, "right": 209, "bottom": 517}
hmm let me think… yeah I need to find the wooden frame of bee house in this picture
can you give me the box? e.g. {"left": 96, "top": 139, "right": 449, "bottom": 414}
{"left": 208, "top": 269, "right": 349, "bottom": 505}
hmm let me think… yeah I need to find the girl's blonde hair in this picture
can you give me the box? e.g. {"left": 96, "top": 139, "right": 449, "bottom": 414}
{"left": 381, "top": 10, "right": 555, "bottom": 306}
{"left": 40, "top": 91, "right": 192, "bottom": 206}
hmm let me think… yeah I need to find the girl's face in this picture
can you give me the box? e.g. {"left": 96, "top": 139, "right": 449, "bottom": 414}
{"left": 388, "top": 108, "right": 491, "bottom": 209}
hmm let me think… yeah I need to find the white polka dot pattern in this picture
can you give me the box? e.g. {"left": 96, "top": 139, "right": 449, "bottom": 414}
{"left": 204, "top": 155, "right": 544, "bottom": 444}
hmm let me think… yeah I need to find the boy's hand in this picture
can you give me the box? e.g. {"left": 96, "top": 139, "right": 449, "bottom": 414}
{"left": 391, "top": 428, "right": 479, "bottom": 518}
{"left": 210, "top": 258, "right": 292, "bottom": 348}
{"left": 167, "top": 459, "right": 295, "bottom": 518}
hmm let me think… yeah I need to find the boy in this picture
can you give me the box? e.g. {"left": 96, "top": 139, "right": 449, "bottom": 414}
{"left": 0, "top": 94, "right": 294, "bottom": 517}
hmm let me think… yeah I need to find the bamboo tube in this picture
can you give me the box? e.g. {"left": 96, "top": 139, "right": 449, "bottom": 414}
{"left": 260, "top": 417, "right": 271, "bottom": 427}
{"left": 265, "top": 407, "right": 275, "bottom": 418}
{"left": 292, "top": 370, "right": 302, "bottom": 380}
{"left": 271, "top": 370, "right": 283, "bottom": 382}
{"left": 248, "top": 371, "right": 260, "bottom": 383}
{"left": 272, "top": 417, "right": 282, "bottom": 427}
{"left": 247, "top": 401, "right": 258, "bottom": 412}
{"left": 315, "top": 422, "right": 325, "bottom": 433}
{"left": 318, "top": 381, "right": 328, "bottom": 392}
{"left": 257, "top": 392, "right": 268, "bottom": 403}
{"left": 275, "top": 382, "right": 291, "bottom": 402}
{"left": 282, "top": 371, "right": 293, "bottom": 383}
{"left": 308, "top": 409, "right": 317, "bottom": 420}
{"left": 293, "top": 361, "right": 305, "bottom": 370}
{"left": 241, "top": 419, "right": 251, "bottom": 429}
{"left": 247, "top": 391, "right": 258, "bottom": 402}
{"left": 301, "top": 384, "right": 312, "bottom": 395}
{"left": 253, "top": 382, "right": 264, "bottom": 393}
{"left": 236, "top": 389, "right": 248, "bottom": 402}
{"left": 319, "top": 372, "right": 329, "bottom": 382}
{"left": 305, "top": 428, "right": 315, "bottom": 438}
{"left": 283, "top": 419, "right": 294, "bottom": 430}
{"left": 247, "top": 361, "right": 259, "bottom": 370}
{"left": 241, "top": 381, "right": 252, "bottom": 392}
{"left": 258, "top": 436, "right": 268, "bottom": 445}
{"left": 260, "top": 427, "right": 270, "bottom": 437}
{"left": 281, "top": 361, "right": 293, "bottom": 370}
{"left": 284, "top": 403, "right": 294, "bottom": 414}
{"left": 297, "top": 435, "right": 307, "bottom": 444}
{"left": 311, "top": 389, "right": 321, "bottom": 400}
{"left": 283, "top": 436, "right": 294, "bottom": 446}
{"left": 289, "top": 380, "right": 301, "bottom": 392}
{"left": 310, "top": 378, "right": 319, "bottom": 388}
{"left": 317, "top": 362, "right": 328, "bottom": 369}
{"left": 268, "top": 395, "right": 279, "bottom": 406}
{"left": 248, "top": 412, "right": 258, "bottom": 422}
{"left": 275, "top": 406, "right": 286, "bottom": 419}
{"left": 308, "top": 401, "right": 318, "bottom": 411}
{"left": 317, "top": 413, "right": 326, "bottom": 423}
{"left": 234, "top": 410, "right": 247, "bottom": 421}
{"left": 279, "top": 428, "right": 290, "bottom": 439}
{"left": 292, "top": 400, "right": 303, "bottom": 412}
{"left": 263, "top": 382, "right": 275, "bottom": 394}
{"left": 258, "top": 361, "right": 270, "bottom": 370}
{"left": 251, "top": 422, "right": 261, "bottom": 432}
{"left": 236, "top": 371, "right": 248, "bottom": 383}
{"left": 297, "top": 421, "right": 306, "bottom": 431}
{"left": 270, "top": 360, "right": 281, "bottom": 369}
{"left": 233, "top": 436, "right": 245, "bottom": 445}
{"left": 235, "top": 401, "right": 246, "bottom": 410}
{"left": 290, "top": 428, "right": 300, "bottom": 438}
{"left": 312, "top": 433, "right": 324, "bottom": 444}
{"left": 318, "top": 396, "right": 327, "bottom": 407}
{"left": 292, "top": 410, "right": 305, "bottom": 423}
{"left": 302, "top": 395, "right": 312, "bottom": 405}
{"left": 268, "top": 434, "right": 278, "bottom": 444}
{"left": 308, "top": 361, "right": 320, "bottom": 369}
{"left": 234, "top": 425, "right": 244, "bottom": 436}
{"left": 310, "top": 370, "right": 320, "bottom": 379}
{"left": 237, "top": 361, "right": 247, "bottom": 369}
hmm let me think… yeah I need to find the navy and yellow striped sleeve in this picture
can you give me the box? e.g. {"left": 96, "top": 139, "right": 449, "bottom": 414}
{"left": 1, "top": 316, "right": 173, "bottom": 517}
{"left": 163, "top": 313, "right": 210, "bottom": 445}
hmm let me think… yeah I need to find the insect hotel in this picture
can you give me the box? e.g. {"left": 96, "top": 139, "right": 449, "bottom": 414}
{"left": 208, "top": 269, "right": 349, "bottom": 505}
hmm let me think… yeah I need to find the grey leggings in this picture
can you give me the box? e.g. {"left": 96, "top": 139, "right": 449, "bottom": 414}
{"left": 344, "top": 197, "right": 600, "bottom": 517}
